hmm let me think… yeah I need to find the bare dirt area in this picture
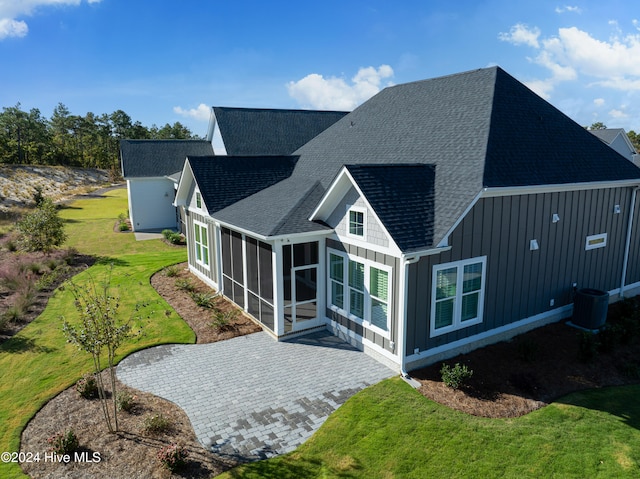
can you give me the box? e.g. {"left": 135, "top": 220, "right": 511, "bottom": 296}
{"left": 0, "top": 165, "right": 109, "bottom": 213}
{"left": 411, "top": 300, "right": 640, "bottom": 418}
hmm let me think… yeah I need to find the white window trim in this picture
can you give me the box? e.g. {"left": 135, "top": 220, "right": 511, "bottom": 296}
{"left": 327, "top": 248, "right": 392, "bottom": 339}
{"left": 193, "top": 220, "right": 210, "bottom": 270}
{"left": 346, "top": 205, "right": 367, "bottom": 240}
{"left": 585, "top": 233, "right": 607, "bottom": 251}
{"left": 430, "top": 256, "right": 486, "bottom": 338}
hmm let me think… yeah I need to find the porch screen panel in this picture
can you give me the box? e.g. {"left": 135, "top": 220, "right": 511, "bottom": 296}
{"left": 246, "top": 237, "right": 259, "bottom": 295}
{"left": 231, "top": 231, "right": 244, "bottom": 283}
{"left": 259, "top": 241, "right": 273, "bottom": 303}
{"left": 242, "top": 235, "right": 274, "bottom": 331}
{"left": 221, "top": 228, "right": 231, "bottom": 275}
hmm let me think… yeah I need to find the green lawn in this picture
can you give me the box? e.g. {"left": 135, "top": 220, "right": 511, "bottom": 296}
{"left": 0, "top": 187, "right": 193, "bottom": 479}
{"left": 221, "top": 377, "right": 640, "bottom": 478}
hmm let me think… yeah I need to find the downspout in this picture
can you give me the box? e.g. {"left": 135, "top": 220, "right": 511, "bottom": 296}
{"left": 620, "top": 187, "right": 639, "bottom": 298}
{"left": 398, "top": 255, "right": 420, "bottom": 379}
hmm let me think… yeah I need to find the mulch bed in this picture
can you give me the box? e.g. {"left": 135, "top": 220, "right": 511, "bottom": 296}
{"left": 411, "top": 300, "right": 640, "bottom": 417}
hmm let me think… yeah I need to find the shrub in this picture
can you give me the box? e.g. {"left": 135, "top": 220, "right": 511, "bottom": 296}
{"left": 210, "top": 308, "right": 239, "bottom": 332}
{"left": 141, "top": 413, "right": 173, "bottom": 435}
{"left": 157, "top": 443, "right": 188, "bottom": 472}
{"left": 47, "top": 430, "right": 79, "bottom": 455}
{"left": 116, "top": 390, "right": 137, "bottom": 413}
{"left": 164, "top": 265, "right": 180, "bottom": 277}
{"left": 5, "top": 239, "right": 17, "bottom": 252}
{"left": 75, "top": 374, "right": 99, "bottom": 399}
{"left": 175, "top": 278, "right": 196, "bottom": 293}
{"left": 26, "top": 262, "right": 43, "bottom": 275}
{"left": 0, "top": 312, "right": 11, "bottom": 331}
{"left": 440, "top": 362, "right": 474, "bottom": 389}
{"left": 162, "top": 229, "right": 184, "bottom": 245}
{"left": 118, "top": 222, "right": 130, "bottom": 231}
{"left": 16, "top": 198, "right": 67, "bottom": 252}
{"left": 32, "top": 185, "right": 45, "bottom": 207}
{"left": 597, "top": 324, "right": 622, "bottom": 353}
{"left": 190, "top": 291, "right": 217, "bottom": 308}
{"left": 619, "top": 361, "right": 640, "bottom": 379}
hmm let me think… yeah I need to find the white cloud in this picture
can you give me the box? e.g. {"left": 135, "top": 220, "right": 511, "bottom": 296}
{"left": 287, "top": 65, "right": 394, "bottom": 110}
{"left": 609, "top": 108, "right": 629, "bottom": 119}
{"left": 555, "top": 5, "right": 582, "bottom": 14}
{"left": 173, "top": 103, "right": 211, "bottom": 122}
{"left": 593, "top": 98, "right": 605, "bottom": 106}
{"left": 0, "top": 18, "right": 28, "bottom": 39}
{"left": 498, "top": 23, "right": 540, "bottom": 48}
{"left": 503, "top": 21, "right": 640, "bottom": 97}
{"left": 0, "top": 0, "right": 101, "bottom": 39}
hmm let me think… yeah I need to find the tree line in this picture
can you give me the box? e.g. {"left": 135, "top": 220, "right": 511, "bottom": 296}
{"left": 0, "top": 103, "right": 199, "bottom": 170}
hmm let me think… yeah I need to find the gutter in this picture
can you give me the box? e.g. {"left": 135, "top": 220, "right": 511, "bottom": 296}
{"left": 620, "top": 186, "right": 639, "bottom": 298}
{"left": 398, "top": 254, "right": 422, "bottom": 384}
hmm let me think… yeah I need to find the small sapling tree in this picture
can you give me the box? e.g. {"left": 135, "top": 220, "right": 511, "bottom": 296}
{"left": 62, "top": 265, "right": 131, "bottom": 433}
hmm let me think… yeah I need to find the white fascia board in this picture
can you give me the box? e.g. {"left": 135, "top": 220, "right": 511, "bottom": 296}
{"left": 208, "top": 217, "right": 332, "bottom": 244}
{"left": 482, "top": 179, "right": 640, "bottom": 198}
{"left": 309, "top": 166, "right": 351, "bottom": 221}
{"left": 173, "top": 160, "right": 195, "bottom": 207}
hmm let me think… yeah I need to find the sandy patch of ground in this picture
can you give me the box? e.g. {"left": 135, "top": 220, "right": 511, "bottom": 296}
{"left": 0, "top": 165, "right": 110, "bottom": 212}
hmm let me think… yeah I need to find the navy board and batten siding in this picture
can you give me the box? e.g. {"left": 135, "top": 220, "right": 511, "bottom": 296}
{"left": 405, "top": 187, "right": 634, "bottom": 363}
{"left": 325, "top": 238, "right": 400, "bottom": 355}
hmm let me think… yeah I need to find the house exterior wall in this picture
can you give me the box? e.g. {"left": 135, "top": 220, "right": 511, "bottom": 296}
{"left": 185, "top": 209, "right": 218, "bottom": 288}
{"left": 127, "top": 177, "right": 178, "bottom": 231}
{"left": 327, "top": 187, "right": 390, "bottom": 248}
{"left": 624, "top": 188, "right": 640, "bottom": 289}
{"left": 405, "top": 187, "right": 634, "bottom": 365}
{"left": 325, "top": 237, "right": 400, "bottom": 357}
{"left": 608, "top": 135, "right": 635, "bottom": 162}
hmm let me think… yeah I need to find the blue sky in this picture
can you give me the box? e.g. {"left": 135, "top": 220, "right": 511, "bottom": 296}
{"left": 1, "top": 0, "right": 639, "bottom": 138}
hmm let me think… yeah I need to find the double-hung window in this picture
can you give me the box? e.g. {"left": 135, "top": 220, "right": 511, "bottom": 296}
{"left": 193, "top": 221, "right": 209, "bottom": 268}
{"left": 431, "top": 256, "right": 486, "bottom": 337}
{"left": 328, "top": 249, "right": 391, "bottom": 337}
{"left": 347, "top": 206, "right": 366, "bottom": 239}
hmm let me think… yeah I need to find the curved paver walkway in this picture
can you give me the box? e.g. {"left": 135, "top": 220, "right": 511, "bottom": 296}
{"left": 117, "top": 331, "right": 395, "bottom": 461}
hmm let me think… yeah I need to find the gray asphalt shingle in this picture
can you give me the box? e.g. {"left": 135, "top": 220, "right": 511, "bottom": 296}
{"left": 120, "top": 139, "right": 214, "bottom": 178}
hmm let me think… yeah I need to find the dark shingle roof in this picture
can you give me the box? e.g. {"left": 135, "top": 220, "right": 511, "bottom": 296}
{"left": 188, "top": 156, "right": 298, "bottom": 214}
{"left": 120, "top": 140, "right": 213, "bottom": 178}
{"left": 213, "top": 107, "right": 348, "bottom": 155}
{"left": 204, "top": 67, "right": 640, "bottom": 251}
{"left": 484, "top": 71, "right": 640, "bottom": 186}
{"left": 590, "top": 128, "right": 625, "bottom": 145}
{"left": 346, "top": 164, "right": 435, "bottom": 251}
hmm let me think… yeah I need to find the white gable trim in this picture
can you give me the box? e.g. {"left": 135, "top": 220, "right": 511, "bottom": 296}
{"left": 310, "top": 166, "right": 402, "bottom": 257}
{"left": 173, "top": 160, "right": 195, "bottom": 207}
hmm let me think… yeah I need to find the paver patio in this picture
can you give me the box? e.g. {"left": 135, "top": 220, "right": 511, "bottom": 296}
{"left": 117, "top": 330, "right": 396, "bottom": 461}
